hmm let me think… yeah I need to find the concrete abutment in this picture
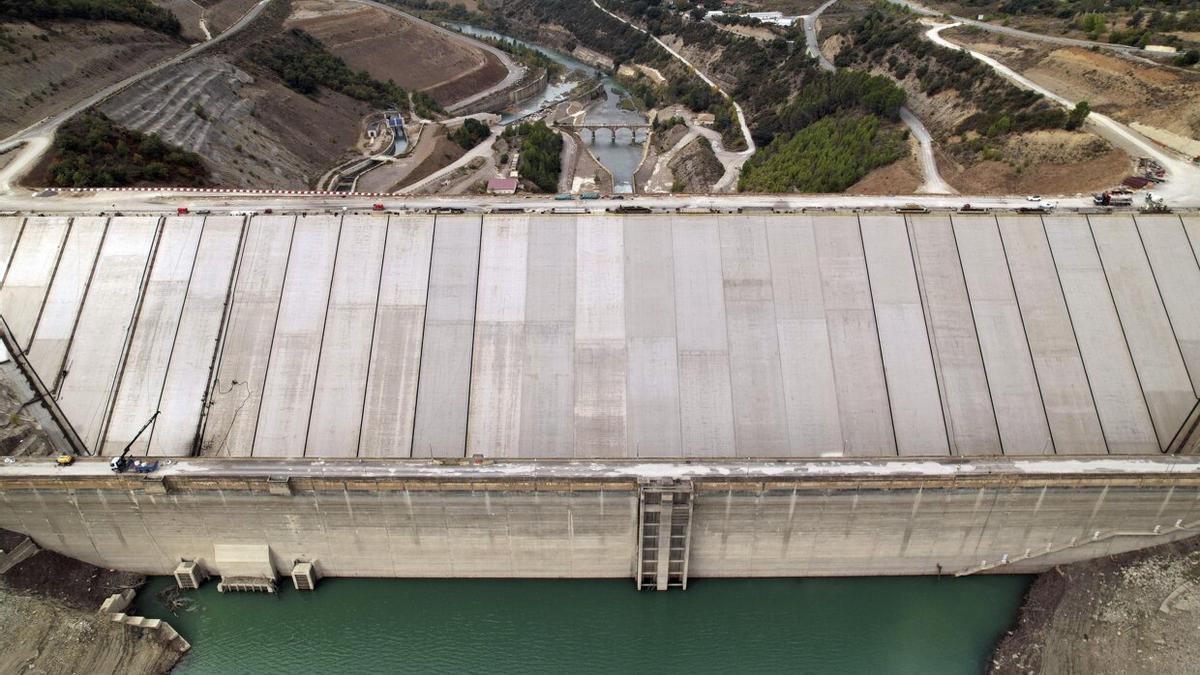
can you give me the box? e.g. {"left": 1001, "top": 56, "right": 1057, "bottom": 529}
{"left": 2, "top": 462, "right": 1198, "bottom": 586}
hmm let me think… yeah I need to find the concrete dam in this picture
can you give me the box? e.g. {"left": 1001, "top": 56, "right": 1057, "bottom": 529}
{"left": 1, "top": 210, "right": 1198, "bottom": 589}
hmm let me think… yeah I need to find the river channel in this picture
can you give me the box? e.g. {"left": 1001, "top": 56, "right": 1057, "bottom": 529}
{"left": 451, "top": 24, "right": 649, "bottom": 193}
{"left": 135, "top": 574, "right": 1028, "bottom": 673}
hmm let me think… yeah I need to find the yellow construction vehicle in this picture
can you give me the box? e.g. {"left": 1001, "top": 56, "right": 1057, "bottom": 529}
{"left": 56, "top": 454, "right": 74, "bottom": 466}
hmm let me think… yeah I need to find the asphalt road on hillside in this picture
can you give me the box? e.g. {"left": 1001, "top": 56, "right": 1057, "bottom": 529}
{"left": 805, "top": 0, "right": 953, "bottom": 194}
{"left": 0, "top": 0, "right": 273, "bottom": 192}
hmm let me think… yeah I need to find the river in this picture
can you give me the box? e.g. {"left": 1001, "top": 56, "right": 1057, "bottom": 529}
{"left": 450, "top": 24, "right": 648, "bottom": 193}
{"left": 134, "top": 575, "right": 1028, "bottom": 673}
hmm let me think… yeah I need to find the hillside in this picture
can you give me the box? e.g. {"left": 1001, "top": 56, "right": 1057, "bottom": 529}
{"left": 288, "top": 0, "right": 507, "bottom": 108}
{"left": 830, "top": 3, "right": 1129, "bottom": 193}
{"left": 0, "top": 18, "right": 181, "bottom": 137}
{"left": 945, "top": 24, "right": 1200, "bottom": 158}
{"left": 911, "top": 0, "right": 1200, "bottom": 52}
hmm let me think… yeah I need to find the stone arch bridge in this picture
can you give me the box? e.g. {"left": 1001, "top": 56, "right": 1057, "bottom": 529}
{"left": 554, "top": 122, "right": 651, "bottom": 143}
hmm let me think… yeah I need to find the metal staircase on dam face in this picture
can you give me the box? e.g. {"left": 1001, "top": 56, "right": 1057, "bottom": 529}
{"left": 637, "top": 480, "right": 694, "bottom": 591}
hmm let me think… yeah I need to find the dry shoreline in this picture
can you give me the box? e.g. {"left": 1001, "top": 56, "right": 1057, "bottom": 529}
{"left": 990, "top": 535, "right": 1200, "bottom": 674}
{"left": 0, "top": 529, "right": 187, "bottom": 674}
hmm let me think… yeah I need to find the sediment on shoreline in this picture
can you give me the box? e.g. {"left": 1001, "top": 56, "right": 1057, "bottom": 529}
{"left": 0, "top": 529, "right": 187, "bottom": 675}
{"left": 990, "top": 535, "right": 1200, "bottom": 675}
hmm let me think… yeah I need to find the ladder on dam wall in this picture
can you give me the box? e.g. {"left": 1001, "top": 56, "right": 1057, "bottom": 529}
{"left": 636, "top": 480, "right": 694, "bottom": 591}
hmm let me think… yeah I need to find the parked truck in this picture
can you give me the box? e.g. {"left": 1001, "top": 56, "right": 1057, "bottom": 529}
{"left": 1093, "top": 191, "right": 1133, "bottom": 206}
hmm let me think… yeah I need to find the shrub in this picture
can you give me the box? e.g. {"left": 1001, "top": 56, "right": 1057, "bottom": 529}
{"left": 47, "top": 111, "right": 208, "bottom": 188}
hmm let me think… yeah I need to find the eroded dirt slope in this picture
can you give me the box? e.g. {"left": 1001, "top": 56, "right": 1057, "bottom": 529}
{"left": 947, "top": 26, "right": 1200, "bottom": 157}
{"left": 287, "top": 0, "right": 506, "bottom": 106}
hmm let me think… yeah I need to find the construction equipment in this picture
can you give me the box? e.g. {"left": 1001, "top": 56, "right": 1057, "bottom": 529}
{"left": 109, "top": 411, "right": 160, "bottom": 473}
{"left": 55, "top": 454, "right": 74, "bottom": 466}
{"left": 1142, "top": 193, "right": 1171, "bottom": 214}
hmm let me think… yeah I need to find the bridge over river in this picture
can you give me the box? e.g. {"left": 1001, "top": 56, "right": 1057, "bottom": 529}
{"left": 554, "top": 121, "right": 651, "bottom": 143}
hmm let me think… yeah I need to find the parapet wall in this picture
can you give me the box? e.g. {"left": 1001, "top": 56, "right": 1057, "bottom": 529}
{"left": 2, "top": 458, "right": 1198, "bottom": 580}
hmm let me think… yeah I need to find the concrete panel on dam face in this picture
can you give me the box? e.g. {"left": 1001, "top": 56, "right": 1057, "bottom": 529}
{"left": 860, "top": 214, "right": 947, "bottom": 456}
{"left": 151, "top": 217, "right": 243, "bottom": 456}
{"left": 412, "top": 215, "right": 481, "bottom": 458}
{"left": 952, "top": 215, "right": 1052, "bottom": 455}
{"left": 624, "top": 217, "right": 681, "bottom": 457}
{"left": 1090, "top": 214, "right": 1197, "bottom": 448}
{"left": 1044, "top": 215, "right": 1158, "bottom": 453}
{"left": 574, "top": 216, "right": 627, "bottom": 457}
{"left": 0, "top": 216, "right": 23, "bottom": 283}
{"left": 767, "top": 218, "right": 843, "bottom": 456}
{"left": 0, "top": 216, "right": 69, "bottom": 346}
{"left": 16, "top": 211, "right": 1200, "bottom": 462}
{"left": 360, "top": 216, "right": 434, "bottom": 457}
{"left": 254, "top": 216, "right": 341, "bottom": 457}
{"left": 672, "top": 219, "right": 733, "bottom": 457}
{"left": 1184, "top": 216, "right": 1200, "bottom": 286}
{"left": 467, "top": 216, "right": 528, "bottom": 458}
{"left": 720, "top": 216, "right": 790, "bottom": 456}
{"left": 998, "top": 216, "right": 1106, "bottom": 454}
{"left": 56, "top": 216, "right": 158, "bottom": 451}
{"left": 26, "top": 217, "right": 106, "bottom": 385}
{"left": 907, "top": 215, "right": 1000, "bottom": 456}
{"left": 1136, "top": 215, "right": 1200, "bottom": 393}
{"left": 812, "top": 216, "right": 894, "bottom": 456}
{"left": 200, "top": 215, "right": 294, "bottom": 457}
{"left": 306, "top": 216, "right": 387, "bottom": 457}
{"left": 102, "top": 215, "right": 204, "bottom": 456}
{"left": 519, "top": 218, "right": 576, "bottom": 457}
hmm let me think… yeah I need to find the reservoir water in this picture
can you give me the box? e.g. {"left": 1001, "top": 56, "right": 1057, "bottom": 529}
{"left": 135, "top": 575, "right": 1029, "bottom": 673}
{"left": 451, "top": 24, "right": 648, "bottom": 192}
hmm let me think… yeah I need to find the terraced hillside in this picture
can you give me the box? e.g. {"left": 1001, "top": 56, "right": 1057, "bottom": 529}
{"left": 98, "top": 55, "right": 369, "bottom": 188}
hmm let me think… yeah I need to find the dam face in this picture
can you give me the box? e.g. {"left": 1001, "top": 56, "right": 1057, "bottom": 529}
{"left": 0, "top": 210, "right": 1198, "bottom": 586}
{"left": 2, "top": 458, "right": 1198, "bottom": 582}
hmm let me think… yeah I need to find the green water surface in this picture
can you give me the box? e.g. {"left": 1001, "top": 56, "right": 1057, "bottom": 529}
{"left": 135, "top": 575, "right": 1029, "bottom": 674}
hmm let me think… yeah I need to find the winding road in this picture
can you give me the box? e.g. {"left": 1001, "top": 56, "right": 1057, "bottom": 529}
{"left": 0, "top": 0, "right": 273, "bottom": 193}
{"left": 927, "top": 22, "right": 1200, "bottom": 202}
{"left": 887, "top": 0, "right": 1159, "bottom": 57}
{"left": 590, "top": 0, "right": 755, "bottom": 191}
{"left": 804, "top": 0, "right": 953, "bottom": 194}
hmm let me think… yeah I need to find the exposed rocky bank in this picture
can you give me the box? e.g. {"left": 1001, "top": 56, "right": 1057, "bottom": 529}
{"left": 0, "top": 529, "right": 186, "bottom": 674}
{"left": 991, "top": 535, "right": 1200, "bottom": 674}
